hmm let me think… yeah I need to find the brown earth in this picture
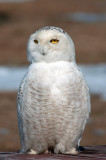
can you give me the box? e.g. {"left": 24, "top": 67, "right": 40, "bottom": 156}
{"left": 0, "top": 92, "right": 106, "bottom": 152}
{"left": 0, "top": 0, "right": 106, "bottom": 65}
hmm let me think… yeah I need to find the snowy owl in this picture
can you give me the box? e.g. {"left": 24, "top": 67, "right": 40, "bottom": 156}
{"left": 17, "top": 26, "right": 91, "bottom": 155}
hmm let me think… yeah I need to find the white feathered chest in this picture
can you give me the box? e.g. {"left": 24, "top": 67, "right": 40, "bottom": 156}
{"left": 24, "top": 61, "right": 83, "bottom": 113}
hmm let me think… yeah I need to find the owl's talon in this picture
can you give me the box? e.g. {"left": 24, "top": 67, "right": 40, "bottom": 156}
{"left": 44, "top": 150, "right": 49, "bottom": 154}
{"left": 27, "top": 149, "right": 38, "bottom": 154}
{"left": 77, "top": 146, "right": 85, "bottom": 152}
{"left": 65, "top": 148, "right": 79, "bottom": 155}
{"left": 44, "top": 149, "right": 52, "bottom": 154}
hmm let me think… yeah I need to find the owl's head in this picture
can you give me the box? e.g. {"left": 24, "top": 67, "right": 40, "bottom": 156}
{"left": 27, "top": 26, "right": 75, "bottom": 63}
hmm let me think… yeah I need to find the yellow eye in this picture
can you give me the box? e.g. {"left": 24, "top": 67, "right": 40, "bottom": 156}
{"left": 50, "top": 39, "right": 59, "bottom": 44}
{"left": 34, "top": 39, "right": 38, "bottom": 44}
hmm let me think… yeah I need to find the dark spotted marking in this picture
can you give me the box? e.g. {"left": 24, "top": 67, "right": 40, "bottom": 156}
{"left": 18, "top": 86, "right": 23, "bottom": 101}
{"left": 38, "top": 26, "right": 66, "bottom": 34}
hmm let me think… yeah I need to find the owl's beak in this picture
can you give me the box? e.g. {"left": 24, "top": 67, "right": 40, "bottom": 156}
{"left": 42, "top": 53, "right": 45, "bottom": 56}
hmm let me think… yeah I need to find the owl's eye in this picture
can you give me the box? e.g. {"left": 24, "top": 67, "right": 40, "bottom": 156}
{"left": 34, "top": 39, "right": 38, "bottom": 44}
{"left": 50, "top": 39, "right": 59, "bottom": 44}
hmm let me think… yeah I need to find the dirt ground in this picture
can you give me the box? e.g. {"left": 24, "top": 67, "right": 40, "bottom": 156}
{"left": 0, "top": 0, "right": 106, "bottom": 152}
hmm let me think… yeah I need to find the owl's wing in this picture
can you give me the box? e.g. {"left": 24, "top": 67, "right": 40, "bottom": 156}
{"left": 17, "top": 74, "right": 27, "bottom": 148}
{"left": 78, "top": 68, "right": 91, "bottom": 137}
{"left": 79, "top": 70, "right": 91, "bottom": 116}
{"left": 68, "top": 65, "right": 91, "bottom": 144}
{"left": 74, "top": 65, "right": 91, "bottom": 116}
{"left": 77, "top": 74, "right": 91, "bottom": 144}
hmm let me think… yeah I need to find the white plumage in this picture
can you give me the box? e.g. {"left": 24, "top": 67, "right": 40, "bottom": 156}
{"left": 17, "top": 26, "right": 91, "bottom": 154}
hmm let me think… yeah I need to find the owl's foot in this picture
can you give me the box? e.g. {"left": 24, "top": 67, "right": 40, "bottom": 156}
{"left": 27, "top": 149, "right": 38, "bottom": 154}
{"left": 54, "top": 143, "right": 65, "bottom": 154}
{"left": 44, "top": 150, "right": 49, "bottom": 154}
{"left": 44, "top": 149, "right": 52, "bottom": 154}
{"left": 64, "top": 148, "right": 79, "bottom": 155}
{"left": 54, "top": 143, "right": 79, "bottom": 155}
{"left": 65, "top": 146, "right": 85, "bottom": 154}
{"left": 44, "top": 146, "right": 54, "bottom": 154}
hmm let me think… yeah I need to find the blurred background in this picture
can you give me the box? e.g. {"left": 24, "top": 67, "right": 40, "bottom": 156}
{"left": 0, "top": 0, "right": 106, "bottom": 152}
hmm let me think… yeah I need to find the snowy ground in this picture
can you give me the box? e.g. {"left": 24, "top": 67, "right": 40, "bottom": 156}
{"left": 79, "top": 64, "right": 106, "bottom": 100}
{"left": 0, "top": 64, "right": 106, "bottom": 100}
{"left": 63, "top": 12, "right": 106, "bottom": 23}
